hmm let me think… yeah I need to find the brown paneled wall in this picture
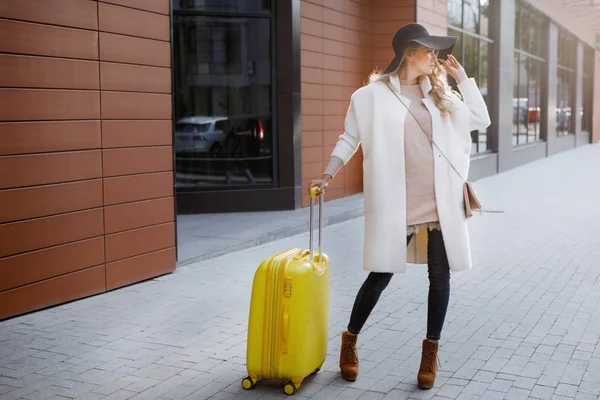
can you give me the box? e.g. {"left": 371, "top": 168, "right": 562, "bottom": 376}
{"left": 416, "top": 0, "right": 447, "bottom": 36}
{"left": 0, "top": 0, "right": 175, "bottom": 320}
{"left": 373, "top": 1, "right": 418, "bottom": 81}
{"left": 300, "top": 0, "right": 416, "bottom": 207}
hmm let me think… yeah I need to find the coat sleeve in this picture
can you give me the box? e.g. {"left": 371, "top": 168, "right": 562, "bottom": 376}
{"left": 456, "top": 78, "right": 491, "bottom": 132}
{"left": 330, "top": 94, "right": 361, "bottom": 164}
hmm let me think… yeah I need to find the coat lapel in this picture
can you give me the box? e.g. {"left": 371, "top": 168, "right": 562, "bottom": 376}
{"left": 421, "top": 88, "right": 446, "bottom": 154}
{"left": 419, "top": 76, "right": 432, "bottom": 99}
{"left": 388, "top": 75, "right": 412, "bottom": 107}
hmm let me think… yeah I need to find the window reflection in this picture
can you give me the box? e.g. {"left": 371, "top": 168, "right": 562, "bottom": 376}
{"left": 448, "top": 1, "right": 492, "bottom": 154}
{"left": 480, "top": 40, "right": 489, "bottom": 93}
{"left": 173, "top": 16, "right": 273, "bottom": 187}
{"left": 556, "top": 29, "right": 575, "bottom": 136}
{"left": 512, "top": 1, "right": 545, "bottom": 146}
{"left": 530, "top": 60, "right": 542, "bottom": 141}
{"left": 463, "top": 35, "right": 478, "bottom": 81}
{"left": 448, "top": 0, "right": 463, "bottom": 28}
{"left": 518, "top": 58, "right": 542, "bottom": 144}
{"left": 463, "top": 0, "right": 479, "bottom": 32}
{"left": 514, "top": 5, "right": 521, "bottom": 50}
{"left": 480, "top": 0, "right": 489, "bottom": 37}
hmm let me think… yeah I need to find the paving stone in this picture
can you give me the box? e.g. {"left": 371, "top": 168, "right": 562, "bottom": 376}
{"left": 574, "top": 393, "right": 599, "bottom": 400}
{"left": 461, "top": 381, "right": 488, "bottom": 396}
{"left": 479, "top": 391, "right": 505, "bottom": 400}
{"left": 577, "top": 381, "right": 600, "bottom": 396}
{"left": 358, "top": 392, "right": 386, "bottom": 400}
{"left": 512, "top": 376, "right": 538, "bottom": 390}
{"left": 504, "top": 387, "right": 531, "bottom": 400}
{"left": 555, "top": 383, "right": 579, "bottom": 397}
{"left": 519, "top": 362, "right": 546, "bottom": 379}
{"left": 436, "top": 383, "right": 463, "bottom": 398}
{"left": 488, "top": 378, "right": 513, "bottom": 393}
{"left": 530, "top": 385, "right": 555, "bottom": 399}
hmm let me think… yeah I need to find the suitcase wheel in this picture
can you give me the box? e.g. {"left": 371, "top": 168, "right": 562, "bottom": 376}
{"left": 283, "top": 381, "right": 297, "bottom": 395}
{"left": 241, "top": 376, "right": 256, "bottom": 390}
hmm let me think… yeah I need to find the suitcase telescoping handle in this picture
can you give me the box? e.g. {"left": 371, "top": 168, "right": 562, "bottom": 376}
{"left": 309, "top": 186, "right": 324, "bottom": 263}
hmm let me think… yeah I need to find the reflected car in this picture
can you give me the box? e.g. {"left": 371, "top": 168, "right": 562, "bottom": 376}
{"left": 221, "top": 117, "right": 269, "bottom": 158}
{"left": 556, "top": 107, "right": 571, "bottom": 131}
{"left": 528, "top": 107, "right": 540, "bottom": 123}
{"left": 512, "top": 98, "right": 540, "bottom": 124}
{"left": 174, "top": 116, "right": 228, "bottom": 156}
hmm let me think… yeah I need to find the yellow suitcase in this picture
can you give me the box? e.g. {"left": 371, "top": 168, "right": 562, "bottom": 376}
{"left": 242, "top": 188, "right": 329, "bottom": 395}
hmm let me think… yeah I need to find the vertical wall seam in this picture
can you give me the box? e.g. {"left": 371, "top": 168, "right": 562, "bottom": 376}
{"left": 169, "top": 0, "right": 178, "bottom": 262}
{"left": 97, "top": 0, "right": 107, "bottom": 291}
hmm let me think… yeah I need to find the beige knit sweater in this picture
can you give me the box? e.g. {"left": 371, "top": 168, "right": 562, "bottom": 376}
{"left": 323, "top": 78, "right": 438, "bottom": 225}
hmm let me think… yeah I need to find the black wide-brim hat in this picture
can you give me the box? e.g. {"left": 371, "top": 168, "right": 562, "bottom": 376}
{"left": 383, "top": 23, "right": 457, "bottom": 74}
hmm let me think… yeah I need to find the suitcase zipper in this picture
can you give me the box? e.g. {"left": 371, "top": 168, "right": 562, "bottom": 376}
{"left": 263, "top": 249, "right": 298, "bottom": 378}
{"left": 272, "top": 256, "right": 284, "bottom": 376}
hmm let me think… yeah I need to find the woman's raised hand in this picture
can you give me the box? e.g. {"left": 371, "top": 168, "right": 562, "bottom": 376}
{"left": 441, "top": 55, "right": 468, "bottom": 84}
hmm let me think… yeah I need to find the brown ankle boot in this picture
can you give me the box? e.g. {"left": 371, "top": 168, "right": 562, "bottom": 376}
{"left": 417, "top": 339, "right": 439, "bottom": 389}
{"left": 339, "top": 331, "right": 359, "bottom": 381}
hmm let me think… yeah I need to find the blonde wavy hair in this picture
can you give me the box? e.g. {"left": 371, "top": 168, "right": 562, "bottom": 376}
{"left": 368, "top": 42, "right": 456, "bottom": 115}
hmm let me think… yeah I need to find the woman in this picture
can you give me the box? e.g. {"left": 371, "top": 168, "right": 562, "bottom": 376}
{"left": 309, "top": 24, "right": 490, "bottom": 389}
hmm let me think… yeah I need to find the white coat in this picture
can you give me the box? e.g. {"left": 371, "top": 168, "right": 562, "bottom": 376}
{"left": 330, "top": 74, "right": 491, "bottom": 273}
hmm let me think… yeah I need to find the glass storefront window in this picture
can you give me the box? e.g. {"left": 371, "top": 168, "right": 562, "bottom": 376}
{"left": 521, "top": 10, "right": 530, "bottom": 53}
{"left": 173, "top": 14, "right": 274, "bottom": 188}
{"left": 448, "top": 0, "right": 493, "bottom": 154}
{"left": 514, "top": 5, "right": 521, "bottom": 50}
{"left": 448, "top": 28, "right": 463, "bottom": 68}
{"left": 463, "top": 0, "right": 479, "bottom": 33}
{"left": 479, "top": 0, "right": 489, "bottom": 37}
{"left": 529, "top": 12, "right": 540, "bottom": 57}
{"left": 448, "top": 0, "right": 463, "bottom": 28}
{"left": 479, "top": 40, "right": 489, "bottom": 93}
{"left": 556, "top": 29, "right": 576, "bottom": 136}
{"left": 512, "top": 1, "right": 546, "bottom": 146}
{"left": 512, "top": 53, "right": 520, "bottom": 146}
{"left": 513, "top": 55, "right": 544, "bottom": 146}
{"left": 173, "top": 0, "right": 270, "bottom": 13}
{"left": 529, "top": 59, "right": 542, "bottom": 143}
{"left": 462, "top": 34, "right": 478, "bottom": 82}
{"left": 556, "top": 68, "right": 573, "bottom": 136}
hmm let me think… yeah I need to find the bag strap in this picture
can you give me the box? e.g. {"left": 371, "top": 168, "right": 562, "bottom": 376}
{"left": 385, "top": 82, "right": 505, "bottom": 215}
{"left": 384, "top": 82, "right": 467, "bottom": 182}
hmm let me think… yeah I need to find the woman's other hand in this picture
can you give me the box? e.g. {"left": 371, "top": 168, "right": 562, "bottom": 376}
{"left": 441, "top": 55, "right": 468, "bottom": 84}
{"left": 309, "top": 174, "right": 332, "bottom": 193}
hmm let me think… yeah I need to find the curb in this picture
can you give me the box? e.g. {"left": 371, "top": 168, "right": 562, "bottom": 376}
{"left": 175, "top": 206, "right": 364, "bottom": 268}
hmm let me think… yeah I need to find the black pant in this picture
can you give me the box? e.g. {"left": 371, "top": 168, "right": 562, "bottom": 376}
{"left": 347, "top": 229, "right": 450, "bottom": 341}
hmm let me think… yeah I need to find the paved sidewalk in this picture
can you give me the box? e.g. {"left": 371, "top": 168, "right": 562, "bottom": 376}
{"left": 1, "top": 144, "right": 600, "bottom": 400}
